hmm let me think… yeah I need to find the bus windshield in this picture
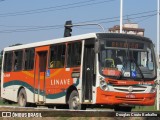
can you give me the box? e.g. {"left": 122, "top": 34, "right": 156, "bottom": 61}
{"left": 99, "top": 39, "right": 156, "bottom": 80}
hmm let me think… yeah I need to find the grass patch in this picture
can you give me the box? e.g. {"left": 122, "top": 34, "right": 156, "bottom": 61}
{"left": 133, "top": 97, "right": 160, "bottom": 111}
{"left": 133, "top": 105, "right": 158, "bottom": 111}
{"left": 0, "top": 99, "right": 18, "bottom": 106}
{"left": 0, "top": 100, "right": 5, "bottom": 105}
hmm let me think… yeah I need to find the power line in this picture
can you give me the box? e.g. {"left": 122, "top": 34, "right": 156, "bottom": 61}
{"left": 0, "top": 24, "right": 63, "bottom": 28}
{"left": 0, "top": 9, "right": 156, "bottom": 28}
{"left": 0, "top": 12, "right": 156, "bottom": 33}
{"left": 75, "top": 10, "right": 156, "bottom": 24}
{"left": 99, "top": 13, "right": 157, "bottom": 24}
{"left": 0, "top": 25, "right": 63, "bottom": 33}
{"left": 0, "top": 0, "right": 97, "bottom": 16}
{"left": 136, "top": 14, "right": 156, "bottom": 23}
{"left": 76, "top": 13, "right": 157, "bottom": 30}
{"left": 0, "top": 0, "right": 116, "bottom": 17}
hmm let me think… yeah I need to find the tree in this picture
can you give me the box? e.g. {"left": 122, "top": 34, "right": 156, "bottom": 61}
{"left": 0, "top": 55, "right": 1, "bottom": 70}
{"left": 0, "top": 56, "right": 1, "bottom": 98}
{"left": 9, "top": 43, "right": 22, "bottom": 47}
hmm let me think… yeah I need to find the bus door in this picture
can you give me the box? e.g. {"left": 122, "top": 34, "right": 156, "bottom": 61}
{"left": 82, "top": 40, "right": 95, "bottom": 103}
{"left": 35, "top": 46, "right": 49, "bottom": 103}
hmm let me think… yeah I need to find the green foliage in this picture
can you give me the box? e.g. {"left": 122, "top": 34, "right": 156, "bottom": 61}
{"left": 133, "top": 105, "right": 158, "bottom": 111}
{"left": 9, "top": 43, "right": 22, "bottom": 47}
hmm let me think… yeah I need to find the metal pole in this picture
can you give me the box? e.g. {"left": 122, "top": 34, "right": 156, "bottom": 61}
{"left": 120, "top": 0, "right": 123, "bottom": 33}
{"left": 66, "top": 23, "right": 105, "bottom": 33}
{"left": 157, "top": 0, "right": 160, "bottom": 111}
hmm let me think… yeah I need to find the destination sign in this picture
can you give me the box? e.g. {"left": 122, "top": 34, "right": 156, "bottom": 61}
{"left": 106, "top": 41, "right": 144, "bottom": 49}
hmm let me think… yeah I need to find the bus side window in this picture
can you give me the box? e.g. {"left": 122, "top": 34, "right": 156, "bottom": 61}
{"left": 13, "top": 50, "right": 23, "bottom": 71}
{"left": 24, "top": 48, "right": 35, "bottom": 70}
{"left": 67, "top": 42, "right": 82, "bottom": 67}
{"left": 4, "top": 52, "right": 13, "bottom": 72}
{"left": 49, "top": 44, "right": 65, "bottom": 68}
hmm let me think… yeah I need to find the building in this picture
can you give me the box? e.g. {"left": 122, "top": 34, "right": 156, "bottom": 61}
{"left": 108, "top": 23, "right": 144, "bottom": 36}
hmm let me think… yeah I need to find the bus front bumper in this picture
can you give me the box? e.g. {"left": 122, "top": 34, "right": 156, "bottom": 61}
{"left": 96, "top": 88, "right": 156, "bottom": 106}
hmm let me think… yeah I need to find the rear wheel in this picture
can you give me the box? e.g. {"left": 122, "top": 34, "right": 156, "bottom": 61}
{"left": 18, "top": 88, "right": 28, "bottom": 107}
{"left": 68, "top": 90, "right": 81, "bottom": 110}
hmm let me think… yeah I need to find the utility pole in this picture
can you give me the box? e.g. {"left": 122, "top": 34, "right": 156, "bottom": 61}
{"left": 120, "top": 0, "right": 123, "bottom": 33}
{"left": 157, "top": 0, "right": 160, "bottom": 111}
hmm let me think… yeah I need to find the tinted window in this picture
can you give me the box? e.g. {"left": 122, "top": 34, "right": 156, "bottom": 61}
{"left": 4, "top": 52, "right": 13, "bottom": 72}
{"left": 13, "top": 50, "right": 23, "bottom": 71}
{"left": 49, "top": 44, "right": 66, "bottom": 68}
{"left": 67, "top": 42, "right": 82, "bottom": 67}
{"left": 24, "top": 48, "right": 35, "bottom": 70}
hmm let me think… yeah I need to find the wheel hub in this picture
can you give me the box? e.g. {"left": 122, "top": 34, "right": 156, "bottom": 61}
{"left": 72, "top": 96, "right": 80, "bottom": 109}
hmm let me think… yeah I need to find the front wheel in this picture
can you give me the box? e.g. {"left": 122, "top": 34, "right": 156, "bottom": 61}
{"left": 18, "top": 88, "right": 28, "bottom": 107}
{"left": 68, "top": 90, "right": 81, "bottom": 110}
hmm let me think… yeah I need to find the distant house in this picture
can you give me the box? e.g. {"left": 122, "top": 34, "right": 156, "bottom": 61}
{"left": 108, "top": 23, "right": 144, "bottom": 36}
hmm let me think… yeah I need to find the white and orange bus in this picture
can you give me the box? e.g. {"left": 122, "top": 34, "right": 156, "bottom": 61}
{"left": 1, "top": 33, "right": 157, "bottom": 111}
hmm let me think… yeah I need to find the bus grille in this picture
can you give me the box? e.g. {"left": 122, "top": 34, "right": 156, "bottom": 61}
{"left": 112, "top": 85, "right": 147, "bottom": 93}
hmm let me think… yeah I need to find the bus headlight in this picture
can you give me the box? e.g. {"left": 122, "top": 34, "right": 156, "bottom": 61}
{"left": 99, "top": 77, "right": 109, "bottom": 91}
{"left": 150, "top": 86, "right": 156, "bottom": 93}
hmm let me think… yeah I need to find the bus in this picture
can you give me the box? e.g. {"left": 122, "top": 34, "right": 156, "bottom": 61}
{"left": 1, "top": 33, "right": 157, "bottom": 111}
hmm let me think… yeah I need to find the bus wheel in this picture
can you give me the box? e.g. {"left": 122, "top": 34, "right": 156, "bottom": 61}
{"left": 18, "top": 88, "right": 28, "bottom": 107}
{"left": 68, "top": 90, "right": 81, "bottom": 110}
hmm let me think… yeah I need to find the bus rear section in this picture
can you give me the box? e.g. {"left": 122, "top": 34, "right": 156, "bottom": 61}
{"left": 1, "top": 40, "right": 84, "bottom": 109}
{"left": 1, "top": 33, "right": 157, "bottom": 111}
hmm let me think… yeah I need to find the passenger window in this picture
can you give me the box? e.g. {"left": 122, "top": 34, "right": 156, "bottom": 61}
{"left": 4, "top": 52, "right": 13, "bottom": 72}
{"left": 67, "top": 42, "right": 82, "bottom": 67}
{"left": 24, "top": 48, "right": 35, "bottom": 70}
{"left": 13, "top": 50, "right": 23, "bottom": 71}
{"left": 49, "top": 44, "right": 66, "bottom": 68}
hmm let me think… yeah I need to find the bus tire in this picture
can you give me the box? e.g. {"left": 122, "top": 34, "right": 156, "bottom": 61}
{"left": 68, "top": 90, "right": 81, "bottom": 110}
{"left": 18, "top": 88, "right": 28, "bottom": 107}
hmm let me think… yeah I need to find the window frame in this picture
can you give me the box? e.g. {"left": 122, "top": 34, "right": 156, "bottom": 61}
{"left": 49, "top": 43, "right": 66, "bottom": 69}
{"left": 13, "top": 50, "right": 23, "bottom": 72}
{"left": 24, "top": 48, "right": 35, "bottom": 71}
{"left": 3, "top": 51, "right": 13, "bottom": 72}
{"left": 66, "top": 41, "right": 82, "bottom": 67}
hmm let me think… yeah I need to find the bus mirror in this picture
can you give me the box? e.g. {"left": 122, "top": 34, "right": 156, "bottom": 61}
{"left": 94, "top": 40, "right": 100, "bottom": 53}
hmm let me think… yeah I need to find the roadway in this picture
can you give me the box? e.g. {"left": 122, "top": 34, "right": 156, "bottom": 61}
{"left": 0, "top": 106, "right": 159, "bottom": 118}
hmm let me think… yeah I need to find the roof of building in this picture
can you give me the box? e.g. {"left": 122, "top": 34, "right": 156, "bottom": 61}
{"left": 108, "top": 25, "right": 144, "bottom": 32}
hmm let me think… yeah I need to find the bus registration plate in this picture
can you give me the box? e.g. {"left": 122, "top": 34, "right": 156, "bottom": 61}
{"left": 126, "top": 94, "right": 135, "bottom": 98}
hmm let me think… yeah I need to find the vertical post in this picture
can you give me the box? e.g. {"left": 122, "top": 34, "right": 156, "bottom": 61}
{"left": 157, "top": 0, "right": 160, "bottom": 111}
{"left": 120, "top": 0, "right": 123, "bottom": 33}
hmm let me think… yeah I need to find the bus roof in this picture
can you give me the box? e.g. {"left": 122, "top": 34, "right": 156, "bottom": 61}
{"left": 96, "top": 33, "right": 153, "bottom": 43}
{"left": 3, "top": 32, "right": 153, "bottom": 51}
{"left": 4, "top": 33, "right": 97, "bottom": 51}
